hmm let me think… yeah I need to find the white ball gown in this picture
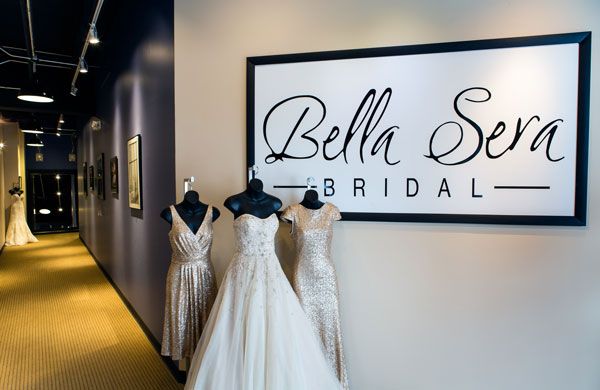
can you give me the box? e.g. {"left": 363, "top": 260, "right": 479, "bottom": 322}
{"left": 184, "top": 213, "right": 343, "bottom": 390}
{"left": 5, "top": 193, "right": 38, "bottom": 246}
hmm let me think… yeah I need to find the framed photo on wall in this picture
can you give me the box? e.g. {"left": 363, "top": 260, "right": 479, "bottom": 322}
{"left": 96, "top": 153, "right": 105, "bottom": 200}
{"left": 83, "top": 162, "right": 88, "bottom": 196}
{"left": 110, "top": 156, "right": 119, "bottom": 194}
{"left": 247, "top": 31, "right": 591, "bottom": 226}
{"left": 89, "top": 165, "right": 94, "bottom": 191}
{"left": 127, "top": 135, "right": 142, "bottom": 209}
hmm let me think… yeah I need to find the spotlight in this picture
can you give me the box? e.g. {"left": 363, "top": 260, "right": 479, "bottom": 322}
{"left": 56, "top": 175, "right": 60, "bottom": 180}
{"left": 58, "top": 114, "right": 65, "bottom": 124}
{"left": 89, "top": 25, "right": 100, "bottom": 45}
{"left": 79, "top": 59, "right": 88, "bottom": 74}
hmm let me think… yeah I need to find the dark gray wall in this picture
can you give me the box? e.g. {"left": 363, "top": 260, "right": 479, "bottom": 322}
{"left": 25, "top": 134, "right": 77, "bottom": 171}
{"left": 78, "top": 0, "right": 175, "bottom": 341}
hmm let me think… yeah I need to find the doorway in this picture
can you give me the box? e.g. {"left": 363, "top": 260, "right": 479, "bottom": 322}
{"left": 26, "top": 170, "right": 78, "bottom": 233}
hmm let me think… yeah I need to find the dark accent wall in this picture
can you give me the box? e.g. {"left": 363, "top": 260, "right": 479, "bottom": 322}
{"left": 78, "top": 0, "right": 175, "bottom": 342}
{"left": 25, "top": 134, "right": 77, "bottom": 171}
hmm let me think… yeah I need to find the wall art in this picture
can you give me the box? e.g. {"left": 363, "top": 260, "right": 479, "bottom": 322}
{"left": 110, "top": 156, "right": 119, "bottom": 194}
{"left": 127, "top": 135, "right": 142, "bottom": 209}
{"left": 96, "top": 153, "right": 105, "bottom": 200}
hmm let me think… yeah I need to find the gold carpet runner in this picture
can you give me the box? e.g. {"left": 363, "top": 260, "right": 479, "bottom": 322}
{"left": 0, "top": 233, "right": 181, "bottom": 389}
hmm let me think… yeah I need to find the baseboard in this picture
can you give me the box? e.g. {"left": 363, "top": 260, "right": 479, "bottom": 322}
{"left": 78, "top": 235, "right": 186, "bottom": 384}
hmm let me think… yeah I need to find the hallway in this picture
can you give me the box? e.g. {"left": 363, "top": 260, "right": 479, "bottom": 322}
{"left": 0, "top": 233, "right": 181, "bottom": 389}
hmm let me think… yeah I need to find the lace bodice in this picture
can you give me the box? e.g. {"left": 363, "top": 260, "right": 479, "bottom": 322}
{"left": 168, "top": 205, "right": 213, "bottom": 264}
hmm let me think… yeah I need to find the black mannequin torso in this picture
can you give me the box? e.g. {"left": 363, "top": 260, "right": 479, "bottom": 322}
{"left": 161, "top": 190, "right": 220, "bottom": 234}
{"left": 299, "top": 189, "right": 324, "bottom": 210}
{"left": 9, "top": 187, "right": 23, "bottom": 196}
{"left": 224, "top": 178, "right": 282, "bottom": 219}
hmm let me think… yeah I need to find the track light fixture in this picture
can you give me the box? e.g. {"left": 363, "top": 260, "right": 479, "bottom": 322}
{"left": 79, "top": 59, "right": 88, "bottom": 74}
{"left": 70, "top": 85, "right": 78, "bottom": 96}
{"left": 89, "top": 24, "right": 100, "bottom": 45}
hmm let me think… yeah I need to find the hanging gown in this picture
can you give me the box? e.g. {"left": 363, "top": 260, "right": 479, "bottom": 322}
{"left": 281, "top": 203, "right": 349, "bottom": 389}
{"left": 161, "top": 206, "right": 218, "bottom": 361}
{"left": 5, "top": 194, "right": 38, "bottom": 246}
{"left": 185, "top": 213, "right": 343, "bottom": 390}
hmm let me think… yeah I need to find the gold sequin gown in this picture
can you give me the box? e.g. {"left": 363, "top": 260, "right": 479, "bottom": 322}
{"left": 282, "top": 203, "right": 349, "bottom": 389}
{"left": 161, "top": 205, "right": 217, "bottom": 360}
{"left": 185, "top": 213, "right": 342, "bottom": 390}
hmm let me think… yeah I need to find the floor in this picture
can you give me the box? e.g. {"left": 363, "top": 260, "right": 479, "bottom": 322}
{"left": 0, "top": 233, "right": 182, "bottom": 390}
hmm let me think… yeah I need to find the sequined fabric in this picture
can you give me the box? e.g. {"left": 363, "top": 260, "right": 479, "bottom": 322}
{"left": 161, "top": 205, "right": 217, "bottom": 360}
{"left": 282, "top": 203, "right": 349, "bottom": 389}
{"left": 184, "top": 213, "right": 343, "bottom": 390}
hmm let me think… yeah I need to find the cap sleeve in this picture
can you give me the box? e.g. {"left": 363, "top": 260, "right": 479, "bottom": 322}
{"left": 329, "top": 203, "right": 342, "bottom": 221}
{"left": 280, "top": 205, "right": 295, "bottom": 224}
{"left": 280, "top": 205, "right": 296, "bottom": 234}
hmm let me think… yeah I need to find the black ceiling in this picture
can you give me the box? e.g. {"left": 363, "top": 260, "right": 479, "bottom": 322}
{"left": 0, "top": 0, "right": 117, "bottom": 132}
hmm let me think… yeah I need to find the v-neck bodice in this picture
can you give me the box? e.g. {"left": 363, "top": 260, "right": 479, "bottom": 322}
{"left": 168, "top": 205, "right": 213, "bottom": 264}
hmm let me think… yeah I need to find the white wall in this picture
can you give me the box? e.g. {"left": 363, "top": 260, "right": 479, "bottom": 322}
{"left": 174, "top": 1, "right": 600, "bottom": 389}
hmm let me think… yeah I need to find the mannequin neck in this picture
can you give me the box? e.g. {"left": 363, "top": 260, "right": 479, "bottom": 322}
{"left": 246, "top": 178, "right": 266, "bottom": 200}
{"left": 300, "top": 189, "right": 324, "bottom": 209}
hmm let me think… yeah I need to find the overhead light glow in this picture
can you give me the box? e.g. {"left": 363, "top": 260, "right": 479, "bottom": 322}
{"left": 21, "top": 129, "right": 43, "bottom": 134}
{"left": 56, "top": 192, "right": 62, "bottom": 196}
{"left": 58, "top": 114, "right": 65, "bottom": 124}
{"left": 27, "top": 142, "right": 44, "bottom": 147}
{"left": 0, "top": 142, "right": 5, "bottom": 150}
{"left": 58, "top": 208, "right": 63, "bottom": 212}
{"left": 79, "top": 59, "right": 88, "bottom": 74}
{"left": 56, "top": 175, "right": 60, "bottom": 180}
{"left": 17, "top": 93, "right": 54, "bottom": 103}
{"left": 89, "top": 25, "right": 100, "bottom": 45}
{"left": 39, "top": 209, "right": 51, "bottom": 215}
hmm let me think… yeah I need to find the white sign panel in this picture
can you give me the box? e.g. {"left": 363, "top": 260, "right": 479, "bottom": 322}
{"left": 247, "top": 32, "right": 590, "bottom": 225}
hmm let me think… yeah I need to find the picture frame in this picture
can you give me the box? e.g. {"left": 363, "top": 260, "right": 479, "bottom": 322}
{"left": 96, "top": 153, "right": 105, "bottom": 200}
{"left": 82, "top": 162, "right": 88, "bottom": 196}
{"left": 89, "top": 165, "right": 94, "bottom": 191}
{"left": 246, "top": 32, "right": 590, "bottom": 226}
{"left": 110, "top": 156, "right": 119, "bottom": 194}
{"left": 127, "top": 134, "right": 142, "bottom": 209}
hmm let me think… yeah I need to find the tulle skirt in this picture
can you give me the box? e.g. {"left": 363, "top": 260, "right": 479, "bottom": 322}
{"left": 184, "top": 249, "right": 343, "bottom": 390}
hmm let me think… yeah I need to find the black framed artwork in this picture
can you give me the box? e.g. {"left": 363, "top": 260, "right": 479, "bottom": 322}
{"left": 89, "top": 165, "right": 94, "bottom": 191}
{"left": 246, "top": 32, "right": 590, "bottom": 226}
{"left": 110, "top": 156, "right": 118, "bottom": 194}
{"left": 96, "top": 153, "right": 105, "bottom": 200}
{"left": 127, "top": 135, "right": 142, "bottom": 209}
{"left": 82, "top": 162, "right": 88, "bottom": 196}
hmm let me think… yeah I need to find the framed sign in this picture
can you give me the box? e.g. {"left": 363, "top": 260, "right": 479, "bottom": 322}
{"left": 127, "top": 135, "right": 142, "bottom": 209}
{"left": 247, "top": 32, "right": 590, "bottom": 225}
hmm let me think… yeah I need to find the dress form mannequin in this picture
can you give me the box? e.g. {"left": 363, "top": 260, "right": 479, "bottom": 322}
{"left": 223, "top": 178, "right": 282, "bottom": 219}
{"left": 300, "top": 189, "right": 324, "bottom": 210}
{"left": 161, "top": 190, "right": 220, "bottom": 233}
{"left": 9, "top": 186, "right": 23, "bottom": 196}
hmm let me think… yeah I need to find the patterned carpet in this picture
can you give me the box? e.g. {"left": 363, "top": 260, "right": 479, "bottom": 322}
{"left": 0, "top": 233, "right": 182, "bottom": 390}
